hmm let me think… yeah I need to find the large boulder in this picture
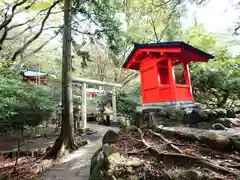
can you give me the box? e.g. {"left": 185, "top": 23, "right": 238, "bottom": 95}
{"left": 164, "top": 107, "right": 185, "bottom": 121}
{"left": 150, "top": 108, "right": 185, "bottom": 127}
{"left": 102, "top": 130, "right": 119, "bottom": 145}
{"left": 89, "top": 144, "right": 144, "bottom": 180}
{"left": 131, "top": 112, "right": 144, "bottom": 127}
{"left": 212, "top": 123, "right": 227, "bottom": 130}
{"left": 213, "top": 108, "right": 227, "bottom": 118}
{"left": 155, "top": 126, "right": 235, "bottom": 151}
{"left": 199, "top": 108, "right": 227, "bottom": 122}
{"left": 213, "top": 118, "right": 240, "bottom": 128}
{"left": 152, "top": 115, "right": 182, "bottom": 127}
{"left": 165, "top": 169, "right": 204, "bottom": 180}
{"left": 195, "top": 117, "right": 240, "bottom": 130}
{"left": 197, "top": 122, "right": 212, "bottom": 129}
{"left": 182, "top": 109, "right": 205, "bottom": 125}
{"left": 229, "top": 134, "right": 240, "bottom": 151}
{"left": 226, "top": 109, "right": 236, "bottom": 118}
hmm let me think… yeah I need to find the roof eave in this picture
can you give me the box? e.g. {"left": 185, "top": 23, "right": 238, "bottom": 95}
{"left": 122, "top": 46, "right": 136, "bottom": 68}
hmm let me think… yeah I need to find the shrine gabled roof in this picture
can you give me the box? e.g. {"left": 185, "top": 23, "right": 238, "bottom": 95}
{"left": 22, "top": 70, "right": 49, "bottom": 77}
{"left": 122, "top": 41, "right": 214, "bottom": 69}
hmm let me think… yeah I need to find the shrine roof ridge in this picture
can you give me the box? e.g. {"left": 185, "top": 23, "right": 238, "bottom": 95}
{"left": 122, "top": 41, "right": 214, "bottom": 68}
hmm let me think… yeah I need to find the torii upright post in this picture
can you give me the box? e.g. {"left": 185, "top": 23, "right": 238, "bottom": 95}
{"left": 81, "top": 83, "right": 87, "bottom": 129}
{"left": 112, "top": 87, "right": 117, "bottom": 122}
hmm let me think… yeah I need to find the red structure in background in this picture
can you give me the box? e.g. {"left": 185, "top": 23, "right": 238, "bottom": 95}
{"left": 21, "top": 70, "right": 54, "bottom": 88}
{"left": 122, "top": 41, "right": 214, "bottom": 108}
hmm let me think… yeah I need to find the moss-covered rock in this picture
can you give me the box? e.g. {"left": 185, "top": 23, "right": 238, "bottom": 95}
{"left": 156, "top": 126, "right": 233, "bottom": 151}
{"left": 213, "top": 118, "right": 240, "bottom": 128}
{"left": 166, "top": 169, "right": 203, "bottom": 180}
{"left": 89, "top": 144, "right": 144, "bottom": 180}
{"left": 102, "top": 130, "right": 119, "bottom": 145}
{"left": 229, "top": 134, "right": 240, "bottom": 151}
{"left": 212, "top": 123, "right": 226, "bottom": 130}
{"left": 197, "top": 122, "right": 212, "bottom": 129}
{"left": 226, "top": 109, "right": 236, "bottom": 118}
{"left": 165, "top": 107, "right": 185, "bottom": 121}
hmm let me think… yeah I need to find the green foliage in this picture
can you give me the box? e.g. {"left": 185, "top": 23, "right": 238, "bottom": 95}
{"left": 73, "top": 0, "right": 124, "bottom": 55}
{"left": 182, "top": 25, "right": 240, "bottom": 108}
{"left": 29, "top": 0, "right": 54, "bottom": 11}
{"left": 121, "top": 0, "right": 183, "bottom": 43}
{"left": 0, "top": 68, "right": 60, "bottom": 132}
{"left": 116, "top": 85, "right": 141, "bottom": 118}
{"left": 182, "top": 24, "right": 216, "bottom": 52}
{"left": 191, "top": 60, "right": 240, "bottom": 108}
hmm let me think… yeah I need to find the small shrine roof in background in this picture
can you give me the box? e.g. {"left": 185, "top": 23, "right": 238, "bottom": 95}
{"left": 21, "top": 70, "right": 56, "bottom": 78}
{"left": 23, "top": 70, "right": 48, "bottom": 77}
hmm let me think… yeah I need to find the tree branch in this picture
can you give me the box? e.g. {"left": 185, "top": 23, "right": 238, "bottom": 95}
{"left": 10, "top": 0, "right": 61, "bottom": 62}
{"left": 148, "top": 15, "right": 159, "bottom": 42}
{"left": 23, "top": 0, "right": 38, "bottom": 10}
{"left": 0, "top": 2, "right": 60, "bottom": 52}
{"left": 149, "top": 130, "right": 183, "bottom": 153}
{"left": 196, "top": 0, "right": 206, "bottom": 5}
{"left": 71, "top": 27, "right": 108, "bottom": 36}
{"left": 121, "top": 72, "right": 139, "bottom": 85}
{"left": 25, "top": 27, "right": 62, "bottom": 57}
{"left": 8, "top": 6, "right": 62, "bottom": 31}
{"left": 72, "top": 28, "right": 96, "bottom": 36}
{"left": 0, "top": 27, "right": 8, "bottom": 50}
{"left": 135, "top": 129, "right": 238, "bottom": 176}
{"left": 152, "top": 0, "right": 172, "bottom": 7}
{"left": 159, "top": 0, "right": 181, "bottom": 41}
{"left": 234, "top": 24, "right": 240, "bottom": 35}
{"left": 0, "top": 0, "right": 28, "bottom": 30}
{"left": 6, "top": 24, "right": 39, "bottom": 40}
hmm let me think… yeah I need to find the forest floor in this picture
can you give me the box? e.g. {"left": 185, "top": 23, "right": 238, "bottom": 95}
{"left": 0, "top": 123, "right": 119, "bottom": 180}
{"left": 112, "top": 128, "right": 240, "bottom": 180}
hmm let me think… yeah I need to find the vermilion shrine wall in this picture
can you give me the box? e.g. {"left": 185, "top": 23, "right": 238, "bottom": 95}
{"left": 122, "top": 42, "right": 214, "bottom": 107}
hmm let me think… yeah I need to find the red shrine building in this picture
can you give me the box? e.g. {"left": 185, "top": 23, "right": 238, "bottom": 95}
{"left": 122, "top": 41, "right": 214, "bottom": 108}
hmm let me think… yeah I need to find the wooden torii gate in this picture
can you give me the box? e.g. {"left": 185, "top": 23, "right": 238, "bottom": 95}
{"left": 72, "top": 77, "right": 122, "bottom": 129}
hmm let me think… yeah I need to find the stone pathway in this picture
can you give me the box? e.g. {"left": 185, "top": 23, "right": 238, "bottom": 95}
{"left": 40, "top": 123, "right": 118, "bottom": 180}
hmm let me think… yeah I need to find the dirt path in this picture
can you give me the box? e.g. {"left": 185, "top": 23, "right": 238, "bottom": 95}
{"left": 40, "top": 123, "right": 119, "bottom": 180}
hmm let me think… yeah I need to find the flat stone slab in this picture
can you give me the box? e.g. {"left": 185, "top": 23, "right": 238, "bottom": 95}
{"left": 156, "top": 125, "right": 240, "bottom": 151}
{"left": 156, "top": 126, "right": 240, "bottom": 137}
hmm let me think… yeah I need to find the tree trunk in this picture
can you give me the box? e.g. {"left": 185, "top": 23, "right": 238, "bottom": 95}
{"left": 44, "top": 0, "right": 77, "bottom": 159}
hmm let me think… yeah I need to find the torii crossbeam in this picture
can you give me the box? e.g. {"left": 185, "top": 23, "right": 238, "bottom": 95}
{"left": 72, "top": 77, "right": 122, "bottom": 129}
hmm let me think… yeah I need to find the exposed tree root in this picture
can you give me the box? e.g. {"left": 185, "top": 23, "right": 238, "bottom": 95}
{"left": 154, "top": 151, "right": 238, "bottom": 175}
{"left": 43, "top": 132, "right": 78, "bottom": 160}
{"left": 172, "top": 142, "right": 240, "bottom": 162}
{"left": 222, "top": 163, "right": 240, "bottom": 169}
{"left": 149, "top": 129, "right": 183, "bottom": 153}
{"left": 132, "top": 128, "right": 238, "bottom": 176}
{"left": 127, "top": 147, "right": 150, "bottom": 155}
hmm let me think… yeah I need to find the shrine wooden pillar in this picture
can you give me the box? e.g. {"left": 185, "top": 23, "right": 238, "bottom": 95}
{"left": 183, "top": 63, "right": 191, "bottom": 85}
{"left": 167, "top": 57, "right": 176, "bottom": 101}
{"left": 183, "top": 62, "right": 193, "bottom": 99}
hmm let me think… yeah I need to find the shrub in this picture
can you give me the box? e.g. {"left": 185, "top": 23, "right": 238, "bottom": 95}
{"left": 191, "top": 62, "right": 240, "bottom": 108}
{"left": 0, "top": 68, "right": 60, "bottom": 132}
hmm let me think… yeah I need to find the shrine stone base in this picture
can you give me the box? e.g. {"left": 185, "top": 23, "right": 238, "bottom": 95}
{"left": 136, "top": 100, "right": 204, "bottom": 114}
{"left": 133, "top": 102, "right": 238, "bottom": 129}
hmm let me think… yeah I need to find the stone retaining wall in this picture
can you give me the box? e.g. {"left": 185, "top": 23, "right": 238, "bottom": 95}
{"left": 133, "top": 107, "right": 240, "bottom": 130}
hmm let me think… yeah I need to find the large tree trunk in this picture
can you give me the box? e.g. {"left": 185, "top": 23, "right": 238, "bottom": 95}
{"left": 44, "top": 0, "right": 77, "bottom": 159}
